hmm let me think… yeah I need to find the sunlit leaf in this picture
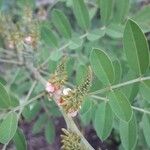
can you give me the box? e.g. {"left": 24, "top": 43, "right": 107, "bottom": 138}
{"left": 52, "top": 9, "right": 72, "bottom": 39}
{"left": 141, "top": 114, "right": 150, "bottom": 148}
{"left": 94, "top": 102, "right": 113, "bottom": 140}
{"left": 123, "top": 19, "right": 150, "bottom": 75}
{"left": 45, "top": 121, "right": 55, "bottom": 144}
{"left": 41, "top": 27, "right": 58, "bottom": 47}
{"left": 108, "top": 90, "right": 133, "bottom": 122}
{"left": 90, "top": 49, "right": 115, "bottom": 85}
{"left": 0, "top": 112, "right": 18, "bottom": 144}
{"left": 132, "top": 5, "right": 150, "bottom": 32}
{"left": 13, "top": 128, "right": 27, "bottom": 150}
{"left": 114, "top": 0, "right": 130, "bottom": 23}
{"left": 120, "top": 114, "right": 137, "bottom": 150}
{"left": 0, "top": 82, "right": 11, "bottom": 108}
{"left": 73, "top": 0, "right": 90, "bottom": 30}
{"left": 99, "top": 0, "right": 114, "bottom": 25}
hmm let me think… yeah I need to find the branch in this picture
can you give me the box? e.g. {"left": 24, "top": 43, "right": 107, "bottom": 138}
{"left": 90, "top": 76, "right": 150, "bottom": 95}
{"left": 38, "top": 32, "right": 88, "bottom": 69}
{"left": 0, "top": 58, "right": 22, "bottom": 65}
{"left": 91, "top": 95, "right": 150, "bottom": 115}
{"left": 25, "top": 63, "right": 94, "bottom": 150}
{"left": 18, "top": 81, "right": 37, "bottom": 118}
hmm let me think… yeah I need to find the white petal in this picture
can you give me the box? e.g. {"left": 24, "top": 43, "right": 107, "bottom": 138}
{"left": 63, "top": 88, "right": 71, "bottom": 95}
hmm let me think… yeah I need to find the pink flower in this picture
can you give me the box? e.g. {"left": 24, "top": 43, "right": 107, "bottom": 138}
{"left": 45, "top": 82, "right": 55, "bottom": 93}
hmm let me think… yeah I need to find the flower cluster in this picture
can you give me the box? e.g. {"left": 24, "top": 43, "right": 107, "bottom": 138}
{"left": 0, "top": 7, "right": 39, "bottom": 50}
{"left": 61, "top": 128, "right": 84, "bottom": 150}
{"left": 45, "top": 60, "right": 92, "bottom": 117}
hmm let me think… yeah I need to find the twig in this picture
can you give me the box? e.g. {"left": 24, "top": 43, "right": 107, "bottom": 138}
{"left": 18, "top": 81, "right": 37, "bottom": 118}
{"left": 91, "top": 95, "right": 150, "bottom": 115}
{"left": 25, "top": 64, "right": 95, "bottom": 150}
{"left": 0, "top": 58, "right": 22, "bottom": 65}
{"left": 90, "top": 76, "right": 150, "bottom": 95}
{"left": 38, "top": 33, "right": 88, "bottom": 69}
{"left": 2, "top": 143, "right": 8, "bottom": 150}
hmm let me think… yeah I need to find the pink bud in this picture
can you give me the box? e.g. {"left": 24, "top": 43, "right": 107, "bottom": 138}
{"left": 45, "top": 82, "right": 55, "bottom": 93}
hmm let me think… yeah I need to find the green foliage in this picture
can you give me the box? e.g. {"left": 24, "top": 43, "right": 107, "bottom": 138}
{"left": 45, "top": 121, "right": 55, "bottom": 144}
{"left": 73, "top": 0, "right": 90, "bottom": 30}
{"left": 0, "top": 82, "right": 11, "bottom": 108}
{"left": 41, "top": 27, "right": 58, "bottom": 47}
{"left": 140, "top": 80, "right": 150, "bottom": 102}
{"left": 13, "top": 128, "right": 27, "bottom": 150}
{"left": 79, "top": 98, "right": 94, "bottom": 125}
{"left": 119, "top": 114, "right": 137, "bottom": 150}
{"left": 52, "top": 9, "right": 72, "bottom": 39}
{"left": 0, "top": 0, "right": 150, "bottom": 149}
{"left": 0, "top": 112, "right": 18, "bottom": 144}
{"left": 99, "top": 0, "right": 114, "bottom": 25}
{"left": 108, "top": 90, "right": 133, "bottom": 122}
{"left": 32, "top": 114, "right": 47, "bottom": 134}
{"left": 123, "top": 19, "right": 149, "bottom": 75}
{"left": 94, "top": 102, "right": 113, "bottom": 140}
{"left": 141, "top": 114, "right": 150, "bottom": 147}
{"left": 132, "top": 5, "right": 150, "bottom": 32}
{"left": 114, "top": 0, "right": 130, "bottom": 23}
{"left": 90, "top": 49, "right": 115, "bottom": 85}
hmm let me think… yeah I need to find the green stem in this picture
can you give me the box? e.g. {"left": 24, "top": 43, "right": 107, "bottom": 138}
{"left": 38, "top": 33, "right": 88, "bottom": 69}
{"left": 0, "top": 58, "right": 22, "bottom": 65}
{"left": 13, "top": 92, "right": 45, "bottom": 112}
{"left": 18, "top": 81, "right": 37, "bottom": 118}
{"left": 90, "top": 76, "right": 150, "bottom": 95}
{"left": 91, "top": 95, "right": 150, "bottom": 115}
{"left": 25, "top": 64, "right": 94, "bottom": 150}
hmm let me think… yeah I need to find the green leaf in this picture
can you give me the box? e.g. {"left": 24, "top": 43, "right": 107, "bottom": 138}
{"left": 0, "top": 82, "right": 11, "bottom": 108}
{"left": 0, "top": 76, "right": 6, "bottom": 85}
{"left": 122, "top": 70, "right": 139, "bottom": 102}
{"left": 87, "top": 28, "right": 105, "bottom": 41}
{"left": 108, "top": 90, "right": 133, "bottom": 122}
{"left": 132, "top": 5, "right": 150, "bottom": 32}
{"left": 50, "top": 50, "right": 63, "bottom": 61}
{"left": 9, "top": 92, "right": 19, "bottom": 107}
{"left": 114, "top": 0, "right": 130, "bottom": 23}
{"left": 52, "top": 9, "right": 72, "bottom": 39}
{"left": 32, "top": 114, "right": 47, "bottom": 134}
{"left": 106, "top": 23, "right": 124, "bottom": 38}
{"left": 113, "top": 60, "right": 122, "bottom": 84}
{"left": 22, "top": 102, "right": 41, "bottom": 122}
{"left": 99, "top": 0, "right": 114, "bottom": 25}
{"left": 69, "top": 37, "right": 83, "bottom": 50}
{"left": 141, "top": 114, "right": 150, "bottom": 147}
{"left": 13, "top": 128, "right": 27, "bottom": 150}
{"left": 90, "top": 49, "right": 115, "bottom": 85}
{"left": 73, "top": 0, "right": 90, "bottom": 30}
{"left": 17, "top": 0, "right": 35, "bottom": 9}
{"left": 120, "top": 114, "right": 137, "bottom": 150}
{"left": 80, "top": 98, "right": 93, "bottom": 125}
{"left": 0, "top": 112, "right": 18, "bottom": 144}
{"left": 140, "top": 80, "right": 150, "bottom": 103}
{"left": 45, "top": 121, "right": 55, "bottom": 144}
{"left": 94, "top": 102, "right": 113, "bottom": 141}
{"left": 41, "top": 27, "right": 58, "bottom": 47}
{"left": 123, "top": 19, "right": 150, "bottom": 75}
